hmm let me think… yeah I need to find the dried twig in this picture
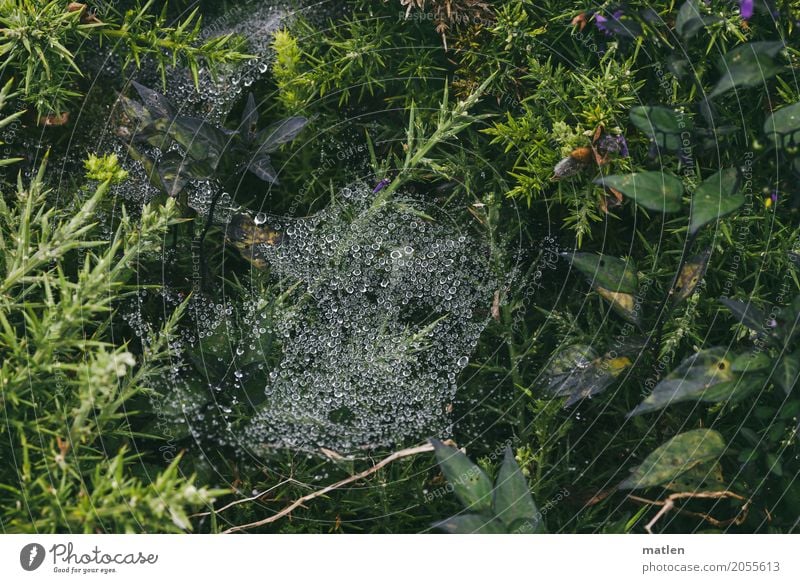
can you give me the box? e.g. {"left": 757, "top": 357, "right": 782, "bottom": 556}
{"left": 220, "top": 441, "right": 438, "bottom": 534}
{"left": 191, "top": 479, "right": 300, "bottom": 519}
{"left": 628, "top": 490, "right": 750, "bottom": 534}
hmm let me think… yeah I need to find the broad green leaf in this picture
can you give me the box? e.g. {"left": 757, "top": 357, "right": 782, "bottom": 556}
{"left": 730, "top": 351, "right": 772, "bottom": 373}
{"left": 434, "top": 513, "right": 505, "bottom": 534}
{"left": 665, "top": 460, "right": 725, "bottom": 492}
{"left": 431, "top": 439, "right": 493, "bottom": 513}
{"left": 619, "top": 429, "right": 727, "bottom": 490}
{"left": 766, "top": 452, "right": 784, "bottom": 477}
{"left": 628, "top": 348, "right": 735, "bottom": 416}
{"left": 169, "top": 115, "right": 228, "bottom": 163}
{"left": 629, "top": 105, "right": 691, "bottom": 151}
{"left": 493, "top": 448, "right": 539, "bottom": 528}
{"left": 544, "top": 345, "right": 633, "bottom": 407}
{"left": 689, "top": 168, "right": 743, "bottom": 235}
{"left": 710, "top": 41, "right": 785, "bottom": 98}
{"left": 156, "top": 151, "right": 193, "bottom": 197}
{"left": 720, "top": 297, "right": 766, "bottom": 333}
{"left": 256, "top": 116, "right": 308, "bottom": 152}
{"left": 764, "top": 101, "right": 800, "bottom": 149}
{"left": 701, "top": 375, "right": 762, "bottom": 402}
{"left": 131, "top": 80, "right": 175, "bottom": 119}
{"left": 240, "top": 92, "right": 259, "bottom": 143}
{"left": 247, "top": 155, "right": 279, "bottom": 183}
{"left": 596, "top": 286, "right": 641, "bottom": 325}
{"left": 774, "top": 352, "right": 800, "bottom": 395}
{"left": 673, "top": 247, "right": 711, "bottom": 304}
{"left": 594, "top": 172, "right": 683, "bottom": 212}
{"left": 675, "top": 0, "right": 721, "bottom": 40}
{"left": 567, "top": 253, "right": 638, "bottom": 294}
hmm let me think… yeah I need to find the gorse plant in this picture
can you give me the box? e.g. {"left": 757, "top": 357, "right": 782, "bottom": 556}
{"left": 0, "top": 136, "right": 226, "bottom": 531}
{"left": 0, "top": 0, "right": 252, "bottom": 118}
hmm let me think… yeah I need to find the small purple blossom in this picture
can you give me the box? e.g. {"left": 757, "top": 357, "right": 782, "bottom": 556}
{"left": 594, "top": 10, "right": 624, "bottom": 35}
{"left": 596, "top": 134, "right": 629, "bottom": 157}
{"left": 372, "top": 178, "right": 391, "bottom": 193}
{"left": 771, "top": 190, "right": 778, "bottom": 204}
{"left": 616, "top": 134, "right": 629, "bottom": 157}
{"left": 740, "top": 0, "right": 754, "bottom": 20}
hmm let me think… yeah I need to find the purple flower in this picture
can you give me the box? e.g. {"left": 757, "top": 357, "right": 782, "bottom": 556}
{"left": 616, "top": 134, "right": 629, "bottom": 157}
{"left": 372, "top": 178, "right": 391, "bottom": 194}
{"left": 596, "top": 134, "right": 629, "bottom": 157}
{"left": 595, "top": 10, "right": 624, "bottom": 35}
{"left": 771, "top": 190, "right": 778, "bottom": 204}
{"left": 740, "top": 0, "right": 754, "bottom": 20}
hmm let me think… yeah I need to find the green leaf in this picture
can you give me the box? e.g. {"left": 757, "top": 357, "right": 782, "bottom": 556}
{"left": 675, "top": 0, "right": 721, "bottom": 40}
{"left": 720, "top": 297, "right": 767, "bottom": 333}
{"left": 169, "top": 115, "right": 228, "bottom": 163}
{"left": 596, "top": 286, "right": 642, "bottom": 325}
{"left": 156, "top": 151, "right": 193, "bottom": 197}
{"left": 544, "top": 345, "right": 633, "bottom": 406}
{"left": 256, "top": 116, "right": 308, "bottom": 152}
{"left": 665, "top": 460, "right": 726, "bottom": 492}
{"left": 131, "top": 81, "right": 175, "bottom": 119}
{"left": 628, "top": 348, "right": 735, "bottom": 416}
{"left": 493, "top": 448, "right": 539, "bottom": 529}
{"left": 434, "top": 513, "right": 505, "bottom": 534}
{"left": 689, "top": 168, "right": 743, "bottom": 235}
{"left": 240, "top": 92, "right": 259, "bottom": 143}
{"left": 766, "top": 452, "right": 784, "bottom": 477}
{"left": 594, "top": 172, "right": 683, "bottom": 213}
{"left": 774, "top": 352, "right": 800, "bottom": 395}
{"left": 763, "top": 101, "right": 800, "bottom": 149}
{"left": 430, "top": 439, "right": 493, "bottom": 513}
{"left": 673, "top": 247, "right": 711, "bottom": 304}
{"left": 619, "top": 429, "right": 727, "bottom": 490}
{"left": 247, "top": 155, "right": 279, "bottom": 183}
{"left": 629, "top": 105, "right": 691, "bottom": 151}
{"left": 710, "top": 41, "right": 785, "bottom": 99}
{"left": 730, "top": 351, "right": 772, "bottom": 373}
{"left": 566, "top": 252, "right": 638, "bottom": 294}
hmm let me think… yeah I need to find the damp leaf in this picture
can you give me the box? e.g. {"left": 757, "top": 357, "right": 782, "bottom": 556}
{"left": 596, "top": 286, "right": 641, "bottom": 325}
{"left": 710, "top": 41, "right": 785, "bottom": 98}
{"left": 675, "top": 0, "right": 721, "bottom": 40}
{"left": 131, "top": 80, "right": 175, "bottom": 120}
{"left": 730, "top": 351, "right": 772, "bottom": 373}
{"left": 628, "top": 348, "right": 736, "bottom": 416}
{"left": 544, "top": 345, "right": 633, "bottom": 406}
{"left": 240, "top": 92, "right": 259, "bottom": 143}
{"left": 256, "top": 116, "right": 308, "bottom": 152}
{"left": 629, "top": 105, "right": 691, "bottom": 151}
{"left": 156, "top": 151, "right": 194, "bottom": 197}
{"left": 566, "top": 252, "right": 638, "bottom": 294}
{"left": 594, "top": 171, "right": 683, "bottom": 212}
{"left": 689, "top": 168, "right": 743, "bottom": 235}
{"left": 493, "top": 448, "right": 539, "bottom": 529}
{"left": 665, "top": 460, "right": 725, "bottom": 492}
{"left": 431, "top": 439, "right": 493, "bottom": 513}
{"left": 774, "top": 352, "right": 800, "bottom": 395}
{"left": 247, "top": 155, "right": 279, "bottom": 183}
{"left": 673, "top": 247, "right": 711, "bottom": 304}
{"left": 763, "top": 101, "right": 800, "bottom": 150}
{"left": 619, "top": 429, "right": 727, "bottom": 490}
{"left": 169, "top": 115, "right": 229, "bottom": 163}
{"left": 720, "top": 297, "right": 767, "bottom": 334}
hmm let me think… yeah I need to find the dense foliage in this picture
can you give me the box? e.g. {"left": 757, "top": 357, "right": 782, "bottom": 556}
{"left": 1, "top": 0, "right": 799, "bottom": 534}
